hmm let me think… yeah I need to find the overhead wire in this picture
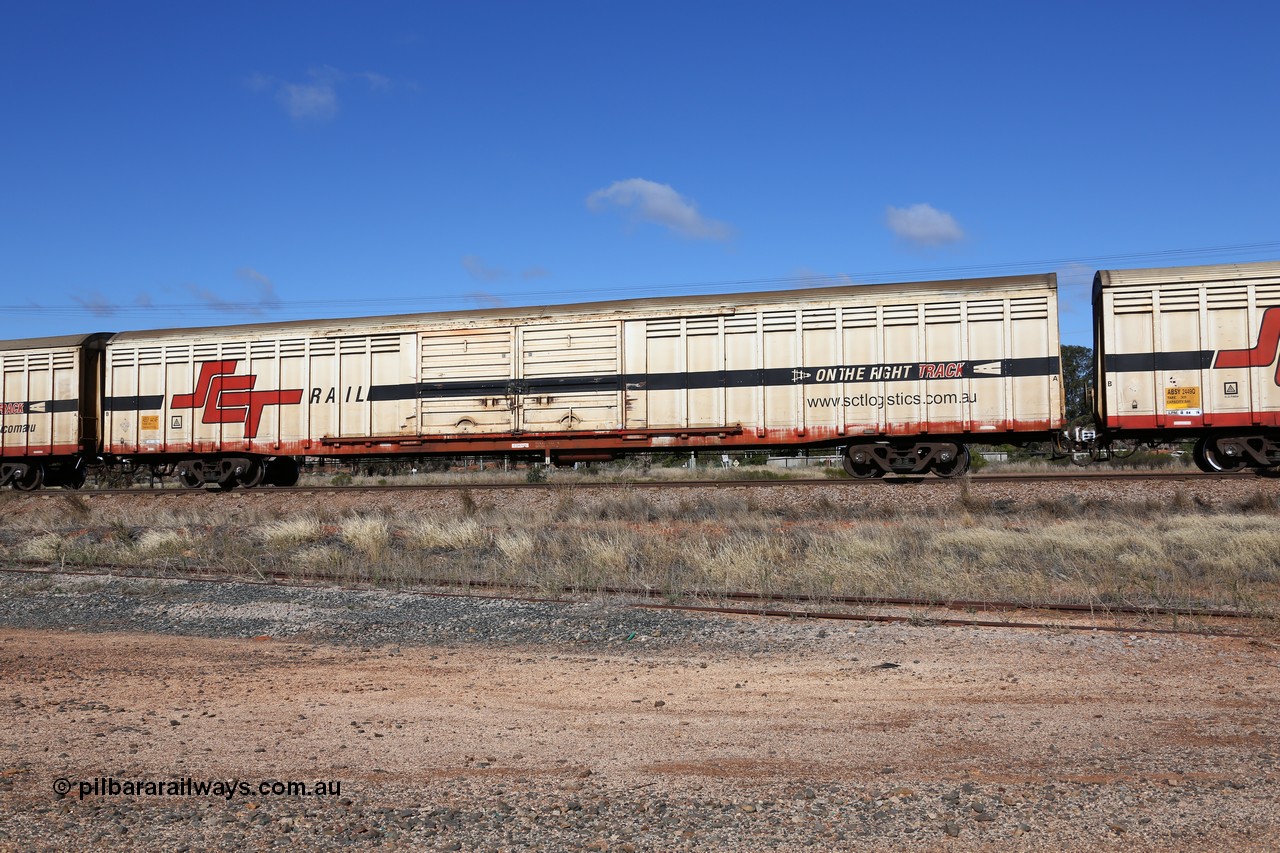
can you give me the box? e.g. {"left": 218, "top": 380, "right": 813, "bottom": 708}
{"left": 5, "top": 239, "right": 1280, "bottom": 318}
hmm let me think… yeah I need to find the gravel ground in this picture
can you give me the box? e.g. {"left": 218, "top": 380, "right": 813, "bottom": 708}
{"left": 0, "top": 574, "right": 741, "bottom": 650}
{"left": 1, "top": 573, "right": 1278, "bottom": 851}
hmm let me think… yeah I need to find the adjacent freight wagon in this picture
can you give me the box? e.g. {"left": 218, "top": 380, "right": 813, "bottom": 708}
{"left": 89, "top": 273, "right": 1064, "bottom": 487}
{"left": 0, "top": 334, "right": 107, "bottom": 489}
{"left": 1093, "top": 260, "right": 1280, "bottom": 472}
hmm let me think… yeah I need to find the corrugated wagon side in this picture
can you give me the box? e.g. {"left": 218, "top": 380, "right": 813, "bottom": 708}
{"left": 323, "top": 273, "right": 1064, "bottom": 478}
{"left": 1094, "top": 260, "right": 1280, "bottom": 472}
{"left": 0, "top": 334, "right": 107, "bottom": 489}
{"left": 102, "top": 324, "right": 420, "bottom": 488}
{"left": 683, "top": 273, "right": 1062, "bottom": 476}
{"left": 98, "top": 274, "right": 1063, "bottom": 486}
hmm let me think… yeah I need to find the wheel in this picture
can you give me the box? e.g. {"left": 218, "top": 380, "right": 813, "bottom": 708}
{"left": 62, "top": 468, "right": 86, "bottom": 490}
{"left": 239, "top": 459, "right": 265, "bottom": 489}
{"left": 933, "top": 444, "right": 971, "bottom": 478}
{"left": 1070, "top": 449, "right": 1097, "bottom": 467}
{"left": 12, "top": 463, "right": 44, "bottom": 491}
{"left": 1193, "top": 437, "right": 1246, "bottom": 473}
{"left": 176, "top": 462, "right": 204, "bottom": 489}
{"left": 842, "top": 447, "right": 885, "bottom": 479}
{"left": 843, "top": 461, "right": 884, "bottom": 479}
{"left": 1107, "top": 439, "right": 1140, "bottom": 459}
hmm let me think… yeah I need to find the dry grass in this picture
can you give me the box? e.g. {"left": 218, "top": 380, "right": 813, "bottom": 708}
{"left": 3, "top": 485, "right": 1278, "bottom": 615}
{"left": 20, "top": 533, "right": 69, "bottom": 562}
{"left": 134, "top": 529, "right": 188, "bottom": 557}
{"left": 258, "top": 517, "right": 324, "bottom": 548}
{"left": 405, "top": 518, "right": 487, "bottom": 551}
{"left": 339, "top": 516, "right": 391, "bottom": 559}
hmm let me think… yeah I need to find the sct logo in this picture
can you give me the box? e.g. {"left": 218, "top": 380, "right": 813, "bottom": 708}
{"left": 171, "top": 361, "right": 304, "bottom": 438}
{"left": 1214, "top": 306, "right": 1280, "bottom": 385}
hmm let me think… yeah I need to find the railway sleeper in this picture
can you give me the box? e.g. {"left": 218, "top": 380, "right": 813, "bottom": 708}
{"left": 842, "top": 441, "right": 970, "bottom": 479}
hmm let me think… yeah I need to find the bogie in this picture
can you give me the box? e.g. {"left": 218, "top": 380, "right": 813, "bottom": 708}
{"left": 842, "top": 442, "right": 971, "bottom": 478}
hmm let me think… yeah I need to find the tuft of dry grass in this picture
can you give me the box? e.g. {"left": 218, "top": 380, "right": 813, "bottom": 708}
{"left": 134, "top": 529, "right": 188, "bottom": 558}
{"left": 406, "top": 518, "right": 487, "bottom": 551}
{"left": 339, "top": 516, "right": 391, "bottom": 560}
{"left": 290, "top": 545, "right": 344, "bottom": 572}
{"left": 493, "top": 530, "right": 537, "bottom": 564}
{"left": 21, "top": 533, "right": 69, "bottom": 562}
{"left": 258, "top": 517, "right": 324, "bottom": 549}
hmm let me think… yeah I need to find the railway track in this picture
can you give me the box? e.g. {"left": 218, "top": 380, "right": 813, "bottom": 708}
{"left": 0, "top": 561, "right": 1264, "bottom": 638}
{"left": 7, "top": 467, "right": 1257, "bottom": 497}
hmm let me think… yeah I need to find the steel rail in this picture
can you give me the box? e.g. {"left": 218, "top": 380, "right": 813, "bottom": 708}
{"left": 10, "top": 468, "right": 1250, "bottom": 497}
{"left": 631, "top": 602, "right": 1227, "bottom": 636}
{"left": 0, "top": 559, "right": 1254, "bottom": 620}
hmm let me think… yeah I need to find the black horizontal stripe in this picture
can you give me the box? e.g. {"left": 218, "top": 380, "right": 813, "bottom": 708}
{"left": 0, "top": 398, "right": 80, "bottom": 415}
{"left": 90, "top": 357, "right": 1062, "bottom": 412}
{"left": 366, "top": 383, "right": 417, "bottom": 402}
{"left": 103, "top": 395, "right": 165, "bottom": 411}
{"left": 1104, "top": 351, "right": 1214, "bottom": 373}
{"left": 370, "top": 357, "right": 1060, "bottom": 403}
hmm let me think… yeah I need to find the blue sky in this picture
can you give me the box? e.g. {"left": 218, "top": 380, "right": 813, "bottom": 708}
{"left": 3, "top": 2, "right": 1278, "bottom": 347}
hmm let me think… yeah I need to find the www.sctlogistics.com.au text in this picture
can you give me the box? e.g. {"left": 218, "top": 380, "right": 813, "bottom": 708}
{"left": 806, "top": 392, "right": 977, "bottom": 409}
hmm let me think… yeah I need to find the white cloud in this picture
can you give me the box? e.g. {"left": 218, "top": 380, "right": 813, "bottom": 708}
{"left": 251, "top": 66, "right": 394, "bottom": 122}
{"left": 358, "top": 71, "right": 392, "bottom": 90}
{"left": 790, "top": 266, "right": 857, "bottom": 287}
{"left": 72, "top": 291, "right": 118, "bottom": 317}
{"left": 236, "top": 266, "right": 279, "bottom": 306}
{"left": 466, "top": 291, "right": 507, "bottom": 308}
{"left": 278, "top": 81, "right": 339, "bottom": 120}
{"left": 885, "top": 203, "right": 964, "bottom": 246}
{"left": 182, "top": 268, "right": 283, "bottom": 315}
{"left": 71, "top": 290, "right": 162, "bottom": 316}
{"left": 245, "top": 72, "right": 272, "bottom": 93}
{"left": 586, "top": 178, "right": 732, "bottom": 241}
{"left": 184, "top": 283, "right": 236, "bottom": 310}
{"left": 462, "top": 255, "right": 508, "bottom": 282}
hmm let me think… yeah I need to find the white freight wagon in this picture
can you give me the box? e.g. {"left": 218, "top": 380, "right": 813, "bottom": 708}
{"left": 1094, "top": 260, "right": 1280, "bottom": 472}
{"left": 99, "top": 274, "right": 1063, "bottom": 486}
{"left": 0, "top": 334, "right": 105, "bottom": 489}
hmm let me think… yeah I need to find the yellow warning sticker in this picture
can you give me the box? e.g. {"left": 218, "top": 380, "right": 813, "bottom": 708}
{"left": 140, "top": 415, "right": 160, "bottom": 431}
{"left": 1165, "top": 386, "right": 1201, "bottom": 411}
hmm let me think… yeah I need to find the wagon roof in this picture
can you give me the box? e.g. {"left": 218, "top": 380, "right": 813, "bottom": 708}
{"left": 1094, "top": 259, "right": 1280, "bottom": 290}
{"left": 105, "top": 272, "right": 1057, "bottom": 342}
{"left": 0, "top": 332, "right": 112, "bottom": 351}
